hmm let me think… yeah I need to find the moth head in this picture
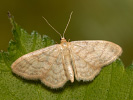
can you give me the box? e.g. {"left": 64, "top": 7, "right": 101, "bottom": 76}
{"left": 61, "top": 37, "right": 67, "bottom": 43}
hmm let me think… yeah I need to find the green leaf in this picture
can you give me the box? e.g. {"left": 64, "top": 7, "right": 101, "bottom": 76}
{"left": 0, "top": 14, "right": 133, "bottom": 100}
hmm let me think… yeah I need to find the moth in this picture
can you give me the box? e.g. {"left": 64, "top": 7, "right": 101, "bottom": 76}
{"left": 11, "top": 12, "right": 122, "bottom": 89}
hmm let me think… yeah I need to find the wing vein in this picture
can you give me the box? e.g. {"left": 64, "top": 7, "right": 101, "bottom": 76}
{"left": 42, "top": 47, "right": 61, "bottom": 79}
{"left": 71, "top": 50, "right": 95, "bottom": 69}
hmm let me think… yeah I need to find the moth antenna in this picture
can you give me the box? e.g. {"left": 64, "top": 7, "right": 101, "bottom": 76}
{"left": 63, "top": 11, "right": 73, "bottom": 38}
{"left": 42, "top": 16, "right": 62, "bottom": 38}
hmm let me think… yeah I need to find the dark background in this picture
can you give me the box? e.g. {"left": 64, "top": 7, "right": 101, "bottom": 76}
{"left": 0, "top": 0, "right": 133, "bottom": 66}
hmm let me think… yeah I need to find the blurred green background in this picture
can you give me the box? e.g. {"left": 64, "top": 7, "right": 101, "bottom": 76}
{"left": 0, "top": 0, "right": 132, "bottom": 66}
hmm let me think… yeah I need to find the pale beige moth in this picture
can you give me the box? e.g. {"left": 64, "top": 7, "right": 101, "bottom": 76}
{"left": 11, "top": 12, "right": 122, "bottom": 89}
